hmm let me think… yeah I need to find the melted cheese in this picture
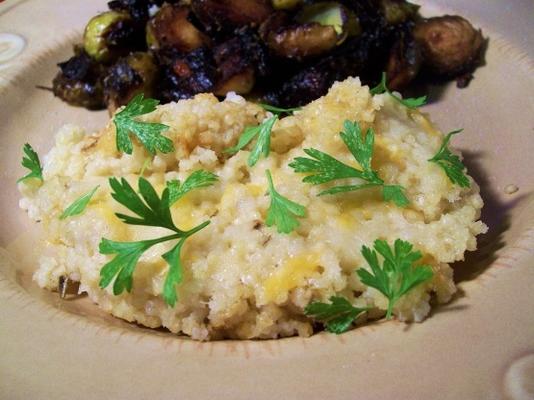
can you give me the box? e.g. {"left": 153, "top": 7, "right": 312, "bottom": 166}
{"left": 263, "top": 253, "right": 321, "bottom": 303}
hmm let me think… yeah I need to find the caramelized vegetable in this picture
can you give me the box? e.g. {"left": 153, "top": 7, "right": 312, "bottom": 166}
{"left": 103, "top": 52, "right": 158, "bottom": 113}
{"left": 379, "top": 0, "right": 419, "bottom": 25}
{"left": 271, "top": 0, "right": 302, "bottom": 10}
{"left": 52, "top": 50, "right": 106, "bottom": 109}
{"left": 296, "top": 2, "right": 360, "bottom": 43}
{"left": 386, "top": 33, "right": 422, "bottom": 90}
{"left": 158, "top": 47, "right": 217, "bottom": 102}
{"left": 146, "top": 4, "right": 210, "bottom": 52}
{"left": 265, "top": 23, "right": 338, "bottom": 59}
{"left": 84, "top": 11, "right": 139, "bottom": 62}
{"left": 414, "top": 16, "right": 484, "bottom": 77}
{"left": 213, "top": 30, "right": 267, "bottom": 95}
{"left": 191, "top": 0, "right": 273, "bottom": 31}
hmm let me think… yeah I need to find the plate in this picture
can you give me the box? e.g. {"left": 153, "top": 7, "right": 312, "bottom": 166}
{"left": 1, "top": 1, "right": 533, "bottom": 399}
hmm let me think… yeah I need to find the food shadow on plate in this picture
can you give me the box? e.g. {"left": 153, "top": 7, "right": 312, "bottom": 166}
{"left": 451, "top": 149, "right": 529, "bottom": 284}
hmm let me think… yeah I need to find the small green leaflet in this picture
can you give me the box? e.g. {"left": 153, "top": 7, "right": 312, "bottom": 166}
{"left": 356, "top": 239, "right": 434, "bottom": 319}
{"left": 304, "top": 296, "right": 368, "bottom": 334}
{"left": 167, "top": 170, "right": 218, "bottom": 206}
{"left": 225, "top": 116, "right": 278, "bottom": 167}
{"left": 60, "top": 186, "right": 99, "bottom": 220}
{"left": 225, "top": 102, "right": 299, "bottom": 167}
{"left": 259, "top": 103, "right": 301, "bottom": 115}
{"left": 113, "top": 93, "right": 174, "bottom": 155}
{"left": 428, "top": 129, "right": 470, "bottom": 188}
{"left": 265, "top": 169, "right": 306, "bottom": 234}
{"left": 99, "top": 175, "right": 212, "bottom": 307}
{"left": 289, "top": 120, "right": 409, "bottom": 207}
{"left": 18, "top": 143, "right": 43, "bottom": 183}
{"left": 370, "top": 72, "right": 427, "bottom": 109}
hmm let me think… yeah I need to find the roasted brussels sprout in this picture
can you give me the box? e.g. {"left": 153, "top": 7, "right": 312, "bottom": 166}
{"left": 83, "top": 11, "right": 134, "bottom": 62}
{"left": 213, "top": 30, "right": 268, "bottom": 95}
{"left": 271, "top": 0, "right": 302, "bottom": 10}
{"left": 103, "top": 52, "right": 158, "bottom": 113}
{"left": 158, "top": 47, "right": 217, "bottom": 102}
{"left": 52, "top": 50, "right": 106, "bottom": 109}
{"left": 386, "top": 32, "right": 422, "bottom": 90}
{"left": 191, "top": 0, "right": 273, "bottom": 31}
{"left": 263, "top": 32, "right": 383, "bottom": 107}
{"left": 296, "top": 2, "right": 361, "bottom": 43}
{"left": 146, "top": 4, "right": 210, "bottom": 52}
{"left": 414, "top": 16, "right": 484, "bottom": 77}
{"left": 379, "top": 0, "right": 419, "bottom": 25}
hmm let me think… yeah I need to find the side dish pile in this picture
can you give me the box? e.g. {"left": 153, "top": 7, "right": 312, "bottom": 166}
{"left": 52, "top": 0, "right": 485, "bottom": 112}
{"left": 18, "top": 78, "right": 486, "bottom": 340}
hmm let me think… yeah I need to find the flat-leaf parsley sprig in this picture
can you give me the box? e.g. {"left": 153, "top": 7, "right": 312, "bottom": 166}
{"left": 371, "top": 72, "right": 427, "bottom": 109}
{"left": 289, "top": 120, "right": 409, "bottom": 207}
{"left": 304, "top": 296, "right": 369, "bottom": 334}
{"left": 60, "top": 186, "right": 100, "bottom": 220}
{"left": 99, "top": 172, "right": 216, "bottom": 306}
{"left": 265, "top": 169, "right": 306, "bottom": 234}
{"left": 428, "top": 129, "right": 470, "bottom": 188}
{"left": 357, "top": 239, "right": 434, "bottom": 319}
{"left": 225, "top": 104, "right": 299, "bottom": 167}
{"left": 167, "top": 170, "right": 219, "bottom": 206}
{"left": 18, "top": 143, "right": 43, "bottom": 183}
{"left": 113, "top": 94, "right": 174, "bottom": 155}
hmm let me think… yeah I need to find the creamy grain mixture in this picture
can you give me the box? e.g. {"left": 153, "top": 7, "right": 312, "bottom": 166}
{"left": 19, "top": 78, "right": 487, "bottom": 340}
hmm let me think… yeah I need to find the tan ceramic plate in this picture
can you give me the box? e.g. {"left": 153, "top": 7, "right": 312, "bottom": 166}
{"left": 1, "top": 1, "right": 533, "bottom": 399}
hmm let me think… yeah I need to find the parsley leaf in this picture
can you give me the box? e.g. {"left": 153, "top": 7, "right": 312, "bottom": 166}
{"left": 99, "top": 176, "right": 211, "bottom": 306}
{"left": 289, "top": 120, "right": 409, "bottom": 207}
{"left": 60, "top": 186, "right": 99, "bottom": 220}
{"left": 265, "top": 169, "right": 306, "bottom": 234}
{"left": 18, "top": 143, "right": 43, "bottom": 183}
{"left": 109, "top": 176, "right": 180, "bottom": 232}
{"left": 356, "top": 239, "right": 434, "bottom": 319}
{"left": 304, "top": 296, "right": 368, "bottom": 334}
{"left": 113, "top": 94, "right": 174, "bottom": 155}
{"left": 225, "top": 102, "right": 300, "bottom": 167}
{"left": 225, "top": 116, "right": 278, "bottom": 167}
{"left": 167, "top": 170, "right": 218, "bottom": 206}
{"left": 428, "top": 129, "right": 470, "bottom": 188}
{"left": 371, "top": 72, "right": 427, "bottom": 109}
{"left": 259, "top": 103, "right": 301, "bottom": 115}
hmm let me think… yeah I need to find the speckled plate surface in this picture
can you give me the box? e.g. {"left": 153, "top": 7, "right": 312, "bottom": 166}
{"left": 1, "top": 1, "right": 533, "bottom": 399}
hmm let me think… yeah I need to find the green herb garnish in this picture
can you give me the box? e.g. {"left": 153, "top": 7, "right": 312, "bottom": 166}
{"left": 289, "top": 120, "right": 409, "bottom": 207}
{"left": 225, "top": 103, "right": 299, "bottom": 167}
{"left": 225, "top": 115, "right": 278, "bottom": 167}
{"left": 428, "top": 129, "right": 470, "bottom": 188}
{"left": 357, "top": 239, "right": 434, "bottom": 319}
{"left": 370, "top": 72, "right": 427, "bottom": 109}
{"left": 113, "top": 94, "right": 174, "bottom": 155}
{"left": 304, "top": 296, "right": 368, "bottom": 334}
{"left": 265, "top": 169, "right": 306, "bottom": 234}
{"left": 259, "top": 103, "right": 301, "bottom": 115}
{"left": 167, "top": 170, "right": 219, "bottom": 206}
{"left": 99, "top": 175, "right": 214, "bottom": 306}
{"left": 60, "top": 186, "right": 99, "bottom": 220}
{"left": 18, "top": 143, "right": 43, "bottom": 183}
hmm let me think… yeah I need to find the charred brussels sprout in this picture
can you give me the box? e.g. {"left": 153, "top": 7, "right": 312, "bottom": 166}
{"left": 379, "top": 0, "right": 419, "bottom": 25}
{"left": 191, "top": 0, "right": 273, "bottom": 32}
{"left": 271, "top": 0, "right": 302, "bottom": 10}
{"left": 213, "top": 30, "right": 268, "bottom": 95}
{"left": 146, "top": 4, "right": 210, "bottom": 52}
{"left": 414, "top": 16, "right": 484, "bottom": 77}
{"left": 52, "top": 50, "right": 106, "bottom": 109}
{"left": 103, "top": 52, "right": 158, "bottom": 113}
{"left": 386, "top": 32, "right": 422, "bottom": 90}
{"left": 296, "top": 2, "right": 360, "bottom": 43}
{"left": 84, "top": 11, "right": 143, "bottom": 62}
